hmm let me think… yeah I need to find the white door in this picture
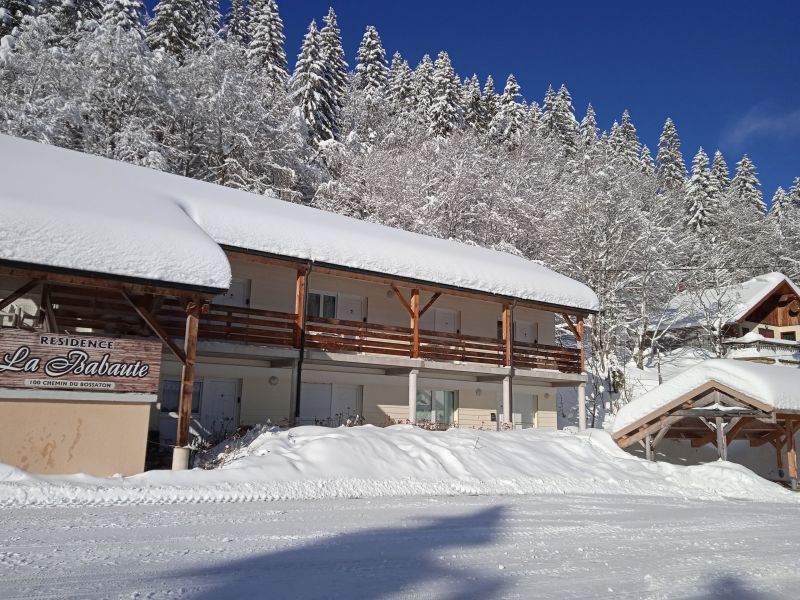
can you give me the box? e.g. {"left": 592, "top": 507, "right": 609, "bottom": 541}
{"left": 337, "top": 294, "right": 365, "bottom": 321}
{"left": 512, "top": 393, "right": 538, "bottom": 429}
{"left": 331, "top": 384, "right": 363, "bottom": 421}
{"left": 214, "top": 278, "right": 250, "bottom": 307}
{"left": 514, "top": 320, "right": 538, "bottom": 344}
{"left": 200, "top": 380, "right": 239, "bottom": 439}
{"left": 300, "top": 383, "right": 333, "bottom": 424}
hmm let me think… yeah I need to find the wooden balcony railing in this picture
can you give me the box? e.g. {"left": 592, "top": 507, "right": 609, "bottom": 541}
{"left": 513, "top": 340, "right": 582, "bottom": 374}
{"left": 159, "top": 301, "right": 296, "bottom": 347}
{"left": 305, "top": 315, "right": 413, "bottom": 356}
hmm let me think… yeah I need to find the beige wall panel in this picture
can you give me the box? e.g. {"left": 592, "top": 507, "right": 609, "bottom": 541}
{"left": 0, "top": 399, "right": 150, "bottom": 476}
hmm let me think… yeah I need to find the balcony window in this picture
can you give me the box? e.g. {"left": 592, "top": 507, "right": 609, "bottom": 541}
{"left": 308, "top": 292, "right": 337, "bottom": 319}
{"left": 781, "top": 331, "right": 796, "bottom": 341}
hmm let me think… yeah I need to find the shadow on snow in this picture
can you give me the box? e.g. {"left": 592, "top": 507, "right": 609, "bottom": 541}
{"left": 181, "top": 504, "right": 508, "bottom": 600}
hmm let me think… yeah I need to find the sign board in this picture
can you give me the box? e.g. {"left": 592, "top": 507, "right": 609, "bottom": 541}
{"left": 0, "top": 331, "right": 162, "bottom": 394}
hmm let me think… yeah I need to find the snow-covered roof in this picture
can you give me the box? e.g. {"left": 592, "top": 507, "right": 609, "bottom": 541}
{"left": 613, "top": 359, "right": 800, "bottom": 435}
{"left": 663, "top": 273, "right": 800, "bottom": 329}
{"left": 724, "top": 331, "right": 799, "bottom": 346}
{"left": 0, "top": 135, "right": 598, "bottom": 311}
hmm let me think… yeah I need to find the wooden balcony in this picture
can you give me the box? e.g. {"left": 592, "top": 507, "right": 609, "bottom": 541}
{"left": 157, "top": 302, "right": 582, "bottom": 374}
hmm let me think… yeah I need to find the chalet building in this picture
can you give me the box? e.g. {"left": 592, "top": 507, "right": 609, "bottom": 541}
{"left": 0, "top": 134, "right": 598, "bottom": 476}
{"left": 657, "top": 273, "right": 800, "bottom": 361}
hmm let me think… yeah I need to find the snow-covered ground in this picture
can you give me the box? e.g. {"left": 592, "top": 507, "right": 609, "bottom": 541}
{"left": 2, "top": 493, "right": 800, "bottom": 599}
{"left": 1, "top": 425, "right": 797, "bottom": 507}
{"left": 2, "top": 426, "right": 799, "bottom": 598}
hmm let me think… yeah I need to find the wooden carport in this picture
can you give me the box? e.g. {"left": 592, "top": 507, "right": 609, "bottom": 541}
{"left": 613, "top": 372, "right": 800, "bottom": 490}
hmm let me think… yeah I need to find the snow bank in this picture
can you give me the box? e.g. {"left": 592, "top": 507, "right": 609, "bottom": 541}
{"left": 0, "top": 425, "right": 793, "bottom": 508}
{"left": 0, "top": 135, "right": 598, "bottom": 311}
{"left": 614, "top": 359, "right": 800, "bottom": 435}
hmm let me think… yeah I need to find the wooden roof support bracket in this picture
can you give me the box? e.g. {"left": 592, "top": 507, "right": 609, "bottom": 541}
{"left": 419, "top": 292, "right": 441, "bottom": 317}
{"left": 121, "top": 289, "right": 187, "bottom": 365}
{"left": 0, "top": 278, "right": 39, "bottom": 312}
{"left": 390, "top": 284, "right": 414, "bottom": 317}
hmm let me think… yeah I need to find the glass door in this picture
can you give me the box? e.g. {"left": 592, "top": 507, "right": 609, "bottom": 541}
{"left": 416, "top": 390, "right": 456, "bottom": 425}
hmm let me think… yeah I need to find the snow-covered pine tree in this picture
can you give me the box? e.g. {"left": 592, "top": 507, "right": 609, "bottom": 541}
{"left": 787, "top": 176, "right": 800, "bottom": 208}
{"left": 147, "top": 0, "right": 197, "bottom": 54}
{"left": 579, "top": 103, "right": 598, "bottom": 146}
{"left": 194, "top": 0, "right": 220, "bottom": 43}
{"left": 320, "top": 7, "right": 347, "bottom": 118}
{"left": 40, "top": 0, "right": 104, "bottom": 41}
{"left": 0, "top": 0, "right": 35, "bottom": 38}
{"left": 222, "top": 0, "right": 249, "bottom": 45}
{"left": 639, "top": 145, "right": 654, "bottom": 176}
{"left": 526, "top": 100, "right": 541, "bottom": 134}
{"left": 710, "top": 149, "right": 730, "bottom": 195}
{"left": 411, "top": 54, "right": 434, "bottom": 117}
{"left": 770, "top": 187, "right": 788, "bottom": 224}
{"left": 355, "top": 25, "right": 387, "bottom": 99}
{"left": 387, "top": 52, "right": 413, "bottom": 115}
{"left": 480, "top": 75, "right": 498, "bottom": 131}
{"left": 685, "top": 147, "right": 715, "bottom": 232}
{"left": 100, "top": 0, "right": 146, "bottom": 36}
{"left": 429, "top": 50, "right": 462, "bottom": 137}
{"left": 542, "top": 84, "right": 578, "bottom": 154}
{"left": 731, "top": 154, "right": 765, "bottom": 214}
{"left": 614, "top": 109, "right": 640, "bottom": 164}
{"left": 462, "top": 74, "right": 482, "bottom": 131}
{"left": 247, "top": 0, "right": 287, "bottom": 86}
{"left": 656, "top": 117, "right": 686, "bottom": 192}
{"left": 489, "top": 74, "right": 524, "bottom": 143}
{"left": 290, "top": 19, "right": 335, "bottom": 146}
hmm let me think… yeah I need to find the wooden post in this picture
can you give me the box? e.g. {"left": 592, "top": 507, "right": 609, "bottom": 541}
{"left": 410, "top": 289, "right": 420, "bottom": 358}
{"left": 175, "top": 301, "right": 202, "bottom": 454}
{"left": 786, "top": 419, "right": 797, "bottom": 490}
{"left": 715, "top": 417, "right": 728, "bottom": 461}
{"left": 502, "top": 303, "right": 512, "bottom": 367}
{"left": 645, "top": 434, "right": 653, "bottom": 461}
{"left": 775, "top": 440, "right": 785, "bottom": 478}
{"left": 576, "top": 316, "right": 585, "bottom": 373}
{"left": 0, "top": 279, "right": 38, "bottom": 312}
{"left": 294, "top": 268, "right": 307, "bottom": 348}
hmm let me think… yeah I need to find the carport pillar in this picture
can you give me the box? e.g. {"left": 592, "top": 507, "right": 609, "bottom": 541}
{"left": 578, "top": 382, "right": 587, "bottom": 431}
{"left": 173, "top": 300, "right": 204, "bottom": 470}
{"left": 787, "top": 420, "right": 797, "bottom": 490}
{"left": 645, "top": 434, "right": 654, "bottom": 461}
{"left": 502, "top": 375, "right": 512, "bottom": 427}
{"left": 408, "top": 369, "right": 419, "bottom": 423}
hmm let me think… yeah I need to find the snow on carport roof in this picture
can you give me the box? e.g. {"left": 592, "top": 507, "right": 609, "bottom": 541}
{"left": 0, "top": 135, "right": 598, "bottom": 311}
{"left": 613, "top": 359, "right": 800, "bottom": 436}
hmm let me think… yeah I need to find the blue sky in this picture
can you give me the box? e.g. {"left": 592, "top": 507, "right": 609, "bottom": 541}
{"left": 145, "top": 1, "right": 800, "bottom": 200}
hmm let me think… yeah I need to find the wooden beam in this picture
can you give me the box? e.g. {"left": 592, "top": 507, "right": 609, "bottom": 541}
{"left": 561, "top": 313, "right": 580, "bottom": 340}
{"left": 0, "top": 279, "right": 39, "bottom": 312}
{"left": 294, "top": 269, "right": 308, "bottom": 348}
{"left": 786, "top": 419, "right": 797, "bottom": 484}
{"left": 672, "top": 408, "right": 768, "bottom": 419}
{"left": 691, "top": 417, "right": 752, "bottom": 448}
{"left": 41, "top": 285, "right": 58, "bottom": 333}
{"left": 410, "top": 289, "right": 420, "bottom": 358}
{"left": 502, "top": 303, "right": 513, "bottom": 367}
{"left": 617, "top": 395, "right": 718, "bottom": 448}
{"left": 652, "top": 423, "right": 673, "bottom": 448}
{"left": 577, "top": 316, "right": 585, "bottom": 373}
{"left": 0, "top": 265, "right": 207, "bottom": 299}
{"left": 121, "top": 290, "right": 186, "bottom": 364}
{"left": 419, "top": 292, "right": 441, "bottom": 317}
{"left": 645, "top": 434, "right": 653, "bottom": 461}
{"left": 390, "top": 284, "right": 414, "bottom": 317}
{"left": 176, "top": 301, "right": 204, "bottom": 448}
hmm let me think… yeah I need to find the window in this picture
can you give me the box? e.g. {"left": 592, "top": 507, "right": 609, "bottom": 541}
{"left": 416, "top": 390, "right": 456, "bottom": 424}
{"left": 759, "top": 327, "right": 774, "bottom": 339}
{"left": 160, "top": 380, "right": 202, "bottom": 413}
{"left": 308, "top": 292, "right": 337, "bottom": 319}
{"left": 741, "top": 327, "right": 750, "bottom": 335}
{"left": 781, "top": 331, "right": 796, "bottom": 341}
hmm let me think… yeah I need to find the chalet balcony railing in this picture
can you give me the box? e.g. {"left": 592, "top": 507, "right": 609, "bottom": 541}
{"left": 159, "top": 300, "right": 296, "bottom": 348}
{"left": 155, "top": 303, "right": 582, "bottom": 374}
{"left": 305, "top": 315, "right": 413, "bottom": 356}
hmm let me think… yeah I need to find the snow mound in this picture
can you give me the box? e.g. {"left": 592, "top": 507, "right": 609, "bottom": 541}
{"left": 0, "top": 426, "right": 794, "bottom": 507}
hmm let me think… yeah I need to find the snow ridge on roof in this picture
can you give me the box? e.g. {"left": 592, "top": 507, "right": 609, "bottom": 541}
{"left": 0, "top": 135, "right": 598, "bottom": 310}
{"left": 613, "top": 359, "right": 800, "bottom": 435}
